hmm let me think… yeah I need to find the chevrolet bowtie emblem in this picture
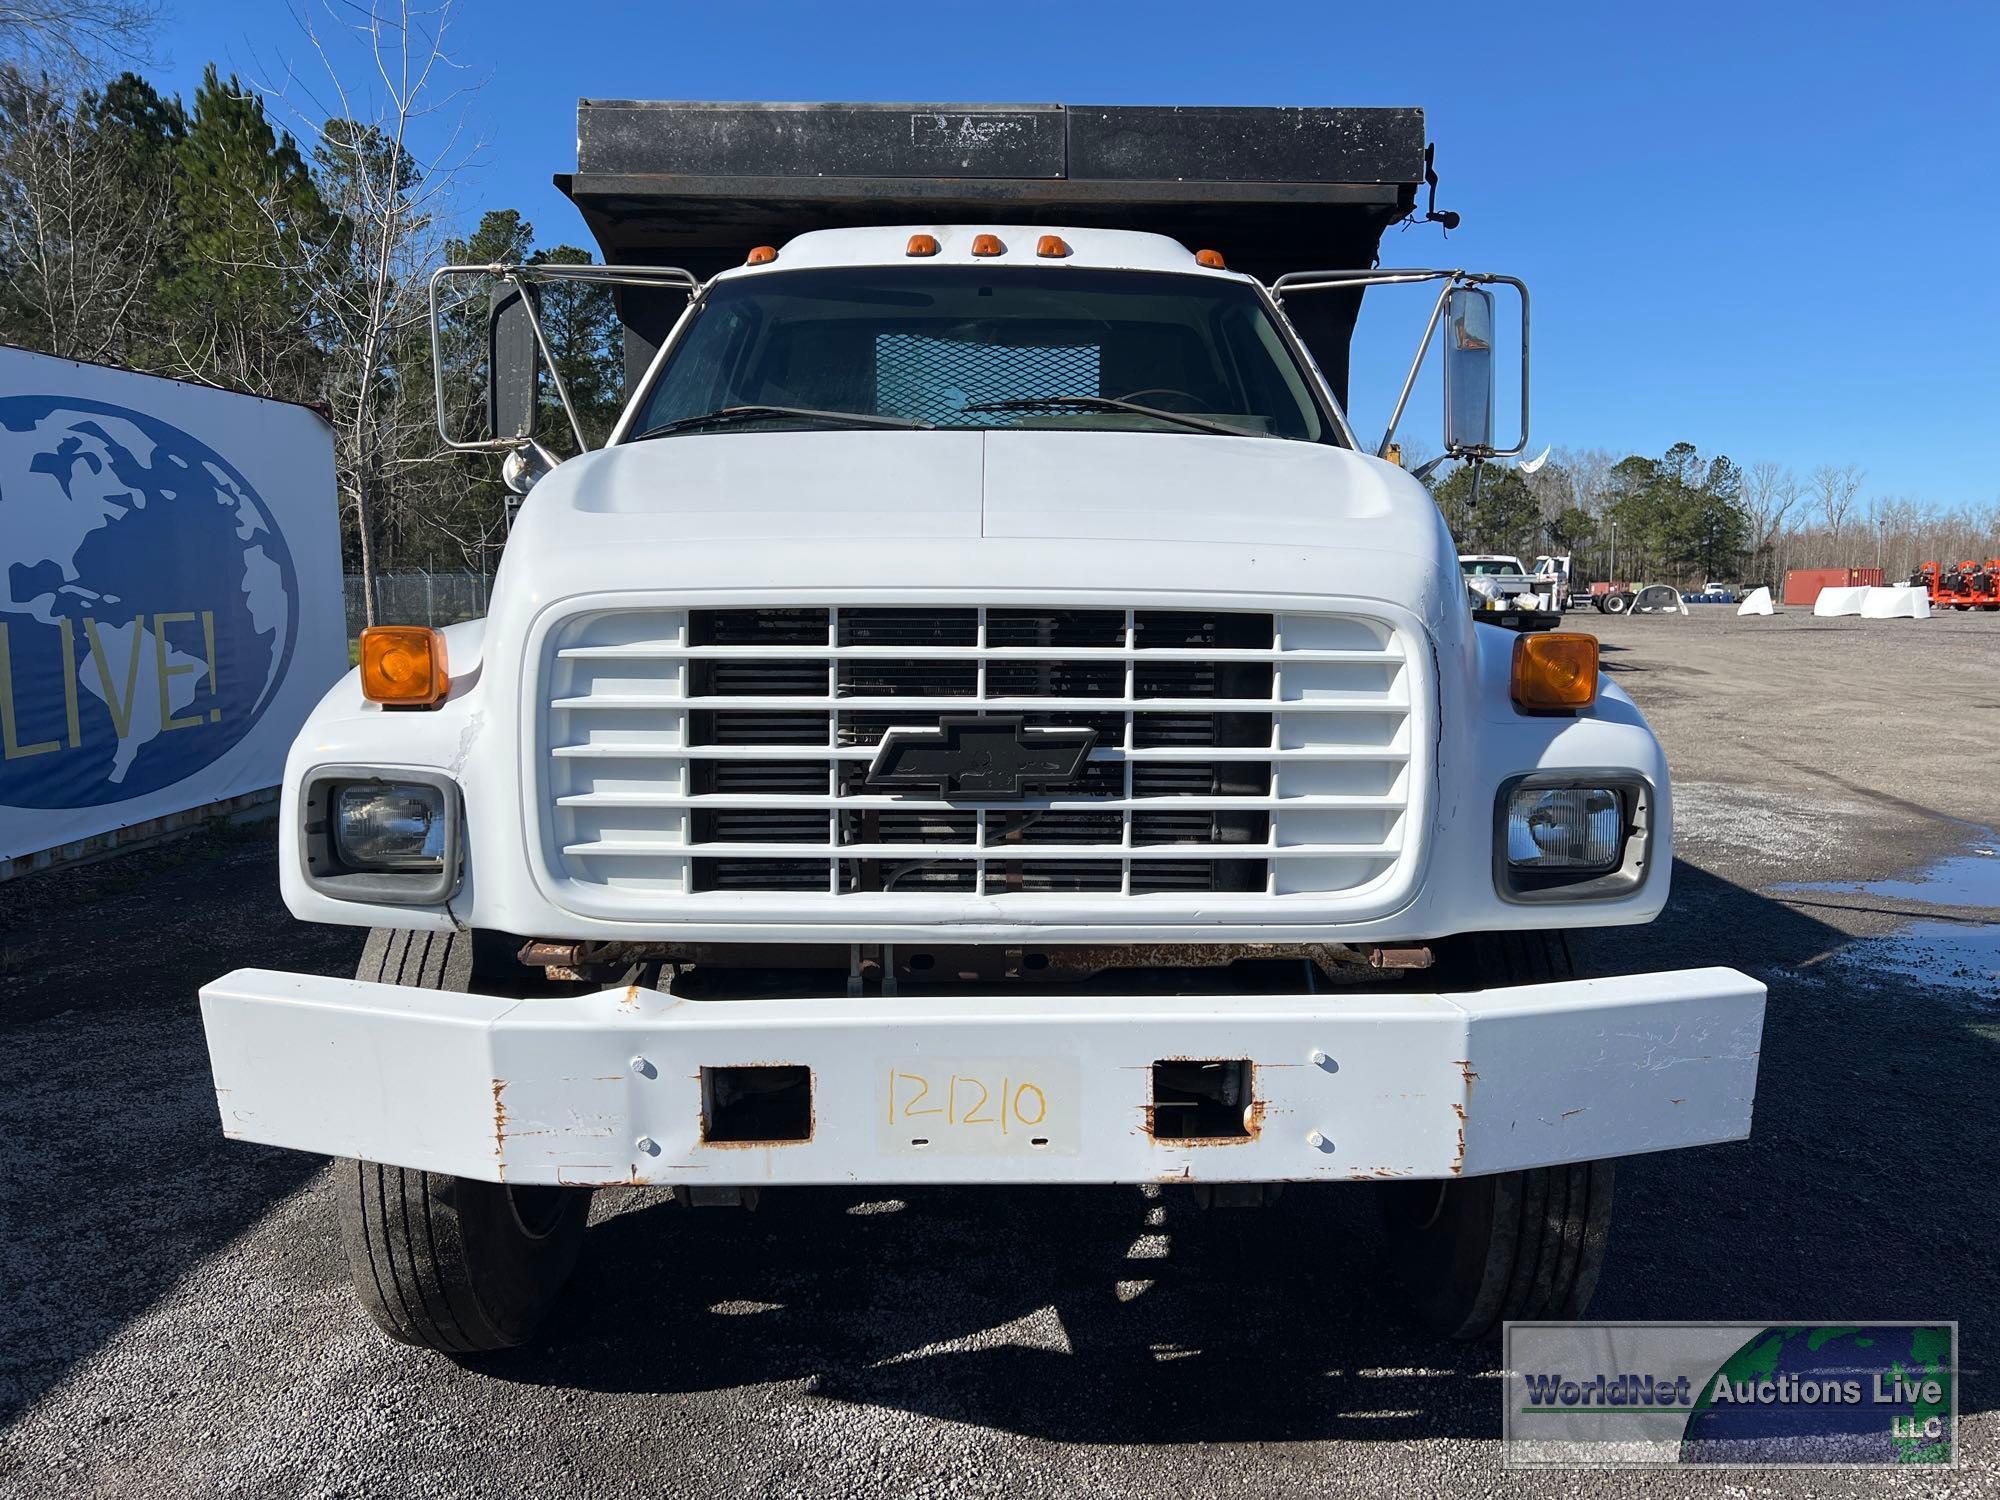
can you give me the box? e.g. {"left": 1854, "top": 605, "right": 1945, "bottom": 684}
{"left": 866, "top": 715, "right": 1098, "bottom": 799}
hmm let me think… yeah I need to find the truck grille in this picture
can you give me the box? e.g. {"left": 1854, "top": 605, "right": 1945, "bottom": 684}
{"left": 540, "top": 604, "right": 1419, "bottom": 914}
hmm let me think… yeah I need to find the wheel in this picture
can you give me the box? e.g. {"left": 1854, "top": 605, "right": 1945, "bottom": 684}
{"left": 1376, "top": 932, "right": 1616, "bottom": 1340}
{"left": 1599, "top": 591, "right": 1633, "bottom": 615}
{"left": 333, "top": 929, "right": 593, "bottom": 1353}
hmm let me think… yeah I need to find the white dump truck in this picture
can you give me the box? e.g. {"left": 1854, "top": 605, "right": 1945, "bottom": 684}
{"left": 199, "top": 103, "right": 1764, "bottom": 1354}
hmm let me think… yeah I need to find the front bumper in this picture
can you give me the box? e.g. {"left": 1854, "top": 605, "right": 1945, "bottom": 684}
{"left": 200, "top": 966, "right": 1763, "bottom": 1187}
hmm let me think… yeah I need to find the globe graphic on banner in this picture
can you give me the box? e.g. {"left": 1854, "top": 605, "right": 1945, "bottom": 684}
{"left": 0, "top": 394, "right": 299, "bottom": 807}
{"left": 1681, "top": 1325, "right": 1955, "bottom": 1464}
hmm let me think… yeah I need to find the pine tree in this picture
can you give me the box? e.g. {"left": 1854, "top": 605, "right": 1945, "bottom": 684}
{"left": 1431, "top": 463, "right": 1544, "bottom": 558}
{"left": 159, "top": 65, "right": 335, "bottom": 401}
{"left": 83, "top": 70, "right": 182, "bottom": 362}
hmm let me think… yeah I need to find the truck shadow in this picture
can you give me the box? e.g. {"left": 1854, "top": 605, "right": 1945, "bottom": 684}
{"left": 482, "top": 859, "right": 1998, "bottom": 1441}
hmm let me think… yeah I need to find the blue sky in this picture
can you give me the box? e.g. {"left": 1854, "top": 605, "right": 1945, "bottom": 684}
{"left": 146, "top": 1, "right": 1998, "bottom": 507}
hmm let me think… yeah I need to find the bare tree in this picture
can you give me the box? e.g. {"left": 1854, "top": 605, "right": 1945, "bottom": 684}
{"left": 0, "top": 68, "right": 167, "bottom": 361}
{"left": 0, "top": 1, "right": 154, "bottom": 75}
{"left": 1741, "top": 460, "right": 1801, "bottom": 559}
{"left": 262, "top": 0, "right": 483, "bottom": 622}
{"left": 1552, "top": 445, "right": 1618, "bottom": 517}
{"left": 1809, "top": 463, "right": 1864, "bottom": 558}
{"left": 1520, "top": 452, "right": 1571, "bottom": 522}
{"left": 1759, "top": 492, "right": 1998, "bottom": 586}
{"left": 1395, "top": 435, "right": 1436, "bottom": 474}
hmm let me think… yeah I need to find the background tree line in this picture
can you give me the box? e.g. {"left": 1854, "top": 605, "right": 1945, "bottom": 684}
{"left": 1430, "top": 441, "right": 2000, "bottom": 589}
{"left": 0, "top": 1, "right": 625, "bottom": 618}
{"left": 2, "top": 3, "right": 1993, "bottom": 607}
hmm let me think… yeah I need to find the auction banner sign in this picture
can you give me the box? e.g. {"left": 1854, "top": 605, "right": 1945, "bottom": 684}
{"left": 1505, "top": 1321, "right": 1957, "bottom": 1468}
{"left": 0, "top": 347, "right": 345, "bottom": 861}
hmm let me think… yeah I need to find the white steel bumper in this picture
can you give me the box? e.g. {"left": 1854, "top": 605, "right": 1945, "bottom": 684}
{"left": 199, "top": 967, "right": 1764, "bottom": 1188}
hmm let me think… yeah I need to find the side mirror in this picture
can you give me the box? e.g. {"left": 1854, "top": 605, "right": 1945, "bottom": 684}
{"left": 486, "top": 282, "right": 541, "bottom": 441}
{"left": 1441, "top": 284, "right": 1495, "bottom": 455}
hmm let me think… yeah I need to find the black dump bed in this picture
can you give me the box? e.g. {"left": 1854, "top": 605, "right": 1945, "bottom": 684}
{"left": 557, "top": 101, "right": 1428, "bottom": 401}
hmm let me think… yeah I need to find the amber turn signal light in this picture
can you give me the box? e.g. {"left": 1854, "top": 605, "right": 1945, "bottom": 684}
{"left": 745, "top": 245, "right": 778, "bottom": 265}
{"left": 1036, "top": 234, "right": 1070, "bottom": 258}
{"left": 1194, "top": 248, "right": 1227, "bottom": 269}
{"left": 1511, "top": 632, "right": 1598, "bottom": 713}
{"left": 906, "top": 233, "right": 940, "bottom": 257}
{"left": 970, "top": 233, "right": 1005, "bottom": 257}
{"left": 360, "top": 626, "right": 449, "bottom": 707}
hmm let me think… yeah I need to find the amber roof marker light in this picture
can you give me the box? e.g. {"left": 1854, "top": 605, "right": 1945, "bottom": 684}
{"left": 970, "top": 233, "right": 1005, "bottom": 257}
{"left": 745, "top": 245, "right": 778, "bottom": 265}
{"left": 906, "top": 233, "right": 940, "bottom": 257}
{"left": 1036, "top": 234, "right": 1071, "bottom": 258}
{"left": 1194, "top": 248, "right": 1227, "bottom": 269}
{"left": 1511, "top": 632, "right": 1599, "bottom": 713}
{"left": 359, "top": 626, "right": 449, "bottom": 707}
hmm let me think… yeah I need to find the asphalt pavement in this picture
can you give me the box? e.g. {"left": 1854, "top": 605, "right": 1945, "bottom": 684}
{"left": 1, "top": 607, "right": 1994, "bottom": 1497}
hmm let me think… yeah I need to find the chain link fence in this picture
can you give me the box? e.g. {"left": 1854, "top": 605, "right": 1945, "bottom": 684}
{"left": 344, "top": 572, "right": 494, "bottom": 638}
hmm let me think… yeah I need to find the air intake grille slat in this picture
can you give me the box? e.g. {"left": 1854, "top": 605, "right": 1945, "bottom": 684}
{"left": 987, "top": 608, "right": 1124, "bottom": 649}
{"left": 544, "top": 603, "right": 1416, "bottom": 906}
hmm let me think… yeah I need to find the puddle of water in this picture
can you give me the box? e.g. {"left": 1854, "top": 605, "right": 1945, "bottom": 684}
{"left": 1773, "top": 833, "right": 1998, "bottom": 1008}
{"left": 1775, "top": 847, "right": 2000, "bottom": 908}
{"left": 1832, "top": 920, "right": 2000, "bottom": 1007}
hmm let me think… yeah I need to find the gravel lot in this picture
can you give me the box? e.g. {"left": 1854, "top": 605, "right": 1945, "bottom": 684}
{"left": 2, "top": 606, "right": 1995, "bottom": 1497}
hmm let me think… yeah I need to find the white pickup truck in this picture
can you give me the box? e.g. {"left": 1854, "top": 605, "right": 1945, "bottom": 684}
{"left": 198, "top": 105, "right": 1763, "bottom": 1356}
{"left": 1460, "top": 553, "right": 1571, "bottom": 620}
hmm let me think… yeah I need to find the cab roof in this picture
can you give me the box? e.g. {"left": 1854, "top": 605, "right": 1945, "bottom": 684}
{"left": 714, "top": 225, "right": 1237, "bottom": 280}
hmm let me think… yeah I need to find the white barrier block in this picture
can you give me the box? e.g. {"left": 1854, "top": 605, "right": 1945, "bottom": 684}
{"left": 1736, "top": 586, "right": 1776, "bottom": 616}
{"left": 1860, "top": 585, "right": 1930, "bottom": 619}
{"left": 1813, "top": 586, "right": 1869, "bottom": 617}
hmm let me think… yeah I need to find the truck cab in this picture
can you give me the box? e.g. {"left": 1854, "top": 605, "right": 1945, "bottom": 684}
{"left": 199, "top": 104, "right": 1763, "bottom": 1356}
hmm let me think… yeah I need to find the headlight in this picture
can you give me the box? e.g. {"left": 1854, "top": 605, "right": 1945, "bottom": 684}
{"left": 1494, "top": 774, "right": 1650, "bottom": 903}
{"left": 335, "top": 782, "right": 446, "bottom": 870}
{"left": 301, "top": 768, "right": 461, "bottom": 905}
{"left": 1505, "top": 786, "right": 1622, "bottom": 872}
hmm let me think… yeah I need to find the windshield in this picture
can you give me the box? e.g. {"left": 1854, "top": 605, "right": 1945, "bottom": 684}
{"left": 1459, "top": 559, "right": 1526, "bottom": 576}
{"left": 629, "top": 267, "right": 1335, "bottom": 443}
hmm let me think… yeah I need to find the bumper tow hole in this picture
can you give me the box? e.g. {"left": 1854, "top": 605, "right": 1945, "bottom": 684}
{"left": 1149, "top": 1059, "right": 1255, "bottom": 1140}
{"left": 701, "top": 1065, "right": 813, "bottom": 1145}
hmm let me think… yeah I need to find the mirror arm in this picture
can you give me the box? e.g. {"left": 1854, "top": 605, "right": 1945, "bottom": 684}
{"left": 514, "top": 280, "right": 588, "bottom": 454}
{"left": 1269, "top": 267, "right": 1530, "bottom": 461}
{"left": 1271, "top": 267, "right": 1468, "bottom": 296}
{"left": 427, "top": 265, "right": 462, "bottom": 450}
{"left": 430, "top": 264, "right": 545, "bottom": 454}
{"left": 1377, "top": 278, "right": 1456, "bottom": 458}
{"left": 429, "top": 262, "right": 702, "bottom": 454}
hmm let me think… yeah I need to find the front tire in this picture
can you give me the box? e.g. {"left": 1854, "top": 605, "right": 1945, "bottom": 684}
{"left": 333, "top": 929, "right": 593, "bottom": 1353}
{"left": 1377, "top": 932, "right": 1616, "bottom": 1340}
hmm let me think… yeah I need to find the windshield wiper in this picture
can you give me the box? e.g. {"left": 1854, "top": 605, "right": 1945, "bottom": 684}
{"left": 957, "top": 395, "right": 1258, "bottom": 439}
{"left": 628, "top": 405, "right": 935, "bottom": 441}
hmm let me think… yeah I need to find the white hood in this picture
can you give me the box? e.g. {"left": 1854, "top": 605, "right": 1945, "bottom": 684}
{"left": 527, "top": 429, "right": 1420, "bottom": 544}
{"left": 499, "top": 429, "right": 1463, "bottom": 635}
